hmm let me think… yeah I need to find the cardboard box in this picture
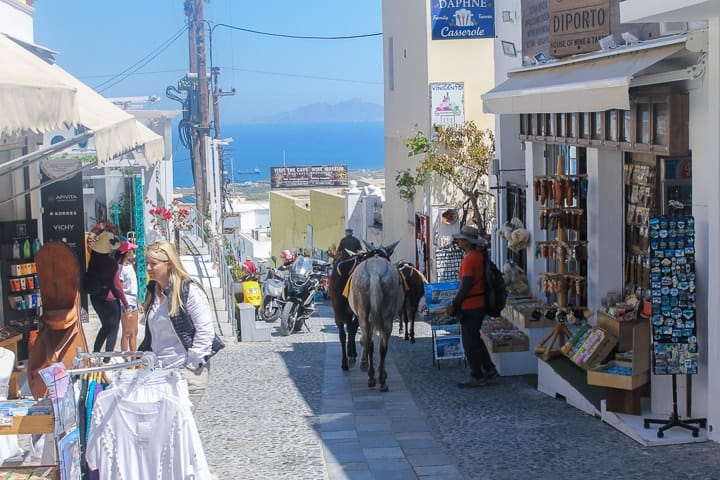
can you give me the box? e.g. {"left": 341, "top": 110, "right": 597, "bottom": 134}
{"left": 596, "top": 310, "right": 648, "bottom": 352}
{"left": 564, "top": 327, "right": 618, "bottom": 371}
{"left": 587, "top": 319, "right": 650, "bottom": 390}
{"left": 587, "top": 360, "right": 649, "bottom": 390}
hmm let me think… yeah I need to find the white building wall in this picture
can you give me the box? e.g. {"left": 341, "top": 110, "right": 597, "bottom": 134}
{"left": 0, "top": 0, "right": 33, "bottom": 42}
{"left": 585, "top": 148, "right": 623, "bottom": 315}
{"left": 383, "top": 0, "right": 496, "bottom": 269}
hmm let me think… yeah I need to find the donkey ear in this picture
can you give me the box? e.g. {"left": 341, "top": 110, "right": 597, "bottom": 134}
{"left": 383, "top": 240, "right": 400, "bottom": 258}
{"left": 361, "top": 239, "right": 372, "bottom": 251}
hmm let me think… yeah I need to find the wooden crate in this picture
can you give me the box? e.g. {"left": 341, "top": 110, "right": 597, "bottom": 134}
{"left": 587, "top": 319, "right": 650, "bottom": 390}
{"left": 596, "top": 310, "right": 647, "bottom": 352}
{"left": 0, "top": 465, "right": 58, "bottom": 479}
{"left": 485, "top": 333, "right": 529, "bottom": 353}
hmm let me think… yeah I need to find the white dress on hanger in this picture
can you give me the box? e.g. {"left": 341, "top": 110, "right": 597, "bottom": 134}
{"left": 86, "top": 370, "right": 209, "bottom": 479}
{"left": 0, "top": 347, "right": 23, "bottom": 465}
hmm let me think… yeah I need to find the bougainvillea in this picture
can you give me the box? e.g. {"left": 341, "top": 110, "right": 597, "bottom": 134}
{"left": 144, "top": 197, "right": 192, "bottom": 240}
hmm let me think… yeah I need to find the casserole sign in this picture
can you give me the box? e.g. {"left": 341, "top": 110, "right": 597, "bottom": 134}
{"left": 432, "top": 0, "right": 495, "bottom": 40}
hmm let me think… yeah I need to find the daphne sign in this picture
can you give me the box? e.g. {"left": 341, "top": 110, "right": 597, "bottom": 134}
{"left": 432, "top": 0, "right": 495, "bottom": 40}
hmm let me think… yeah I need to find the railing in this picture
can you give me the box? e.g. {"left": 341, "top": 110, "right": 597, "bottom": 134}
{"left": 186, "top": 207, "right": 236, "bottom": 336}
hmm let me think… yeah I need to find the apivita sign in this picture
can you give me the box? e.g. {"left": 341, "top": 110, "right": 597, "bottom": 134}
{"left": 549, "top": 0, "right": 610, "bottom": 57}
{"left": 431, "top": 0, "right": 495, "bottom": 40}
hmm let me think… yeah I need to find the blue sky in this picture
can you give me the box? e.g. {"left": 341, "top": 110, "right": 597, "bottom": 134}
{"left": 33, "top": 0, "right": 384, "bottom": 123}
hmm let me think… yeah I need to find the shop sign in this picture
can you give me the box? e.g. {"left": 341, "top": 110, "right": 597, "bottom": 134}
{"left": 40, "top": 157, "right": 85, "bottom": 265}
{"left": 521, "top": 0, "right": 550, "bottom": 60}
{"left": 431, "top": 0, "right": 495, "bottom": 40}
{"left": 270, "top": 165, "right": 348, "bottom": 189}
{"left": 549, "top": 0, "right": 610, "bottom": 57}
{"left": 430, "top": 83, "right": 465, "bottom": 128}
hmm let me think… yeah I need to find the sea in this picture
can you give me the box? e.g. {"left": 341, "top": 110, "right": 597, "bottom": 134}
{"left": 172, "top": 122, "right": 385, "bottom": 188}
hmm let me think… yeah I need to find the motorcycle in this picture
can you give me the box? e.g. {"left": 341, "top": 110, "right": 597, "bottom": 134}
{"left": 279, "top": 256, "right": 327, "bottom": 336}
{"left": 258, "top": 257, "right": 285, "bottom": 323}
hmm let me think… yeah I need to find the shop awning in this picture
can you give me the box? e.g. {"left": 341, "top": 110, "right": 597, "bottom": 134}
{"left": 135, "top": 121, "right": 165, "bottom": 166}
{"left": 47, "top": 64, "right": 164, "bottom": 165}
{"left": 482, "top": 43, "right": 686, "bottom": 114}
{"left": 0, "top": 34, "right": 79, "bottom": 137}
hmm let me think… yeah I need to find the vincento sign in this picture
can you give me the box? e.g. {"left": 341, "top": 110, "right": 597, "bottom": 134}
{"left": 270, "top": 165, "right": 349, "bottom": 189}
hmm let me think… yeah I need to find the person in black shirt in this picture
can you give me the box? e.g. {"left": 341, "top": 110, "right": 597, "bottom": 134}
{"left": 337, "top": 228, "right": 362, "bottom": 261}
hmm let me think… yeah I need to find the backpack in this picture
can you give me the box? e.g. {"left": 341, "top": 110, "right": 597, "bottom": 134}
{"left": 83, "top": 270, "right": 110, "bottom": 299}
{"left": 483, "top": 251, "right": 507, "bottom": 317}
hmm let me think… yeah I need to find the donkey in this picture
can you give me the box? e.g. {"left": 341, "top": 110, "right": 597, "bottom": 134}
{"left": 348, "top": 254, "right": 404, "bottom": 392}
{"left": 329, "top": 256, "right": 360, "bottom": 371}
{"left": 329, "top": 242, "right": 400, "bottom": 371}
{"left": 396, "top": 261, "right": 428, "bottom": 343}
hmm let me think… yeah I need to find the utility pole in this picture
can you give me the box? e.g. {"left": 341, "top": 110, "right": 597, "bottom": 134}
{"left": 185, "top": 0, "right": 210, "bottom": 218}
{"left": 211, "top": 65, "right": 236, "bottom": 214}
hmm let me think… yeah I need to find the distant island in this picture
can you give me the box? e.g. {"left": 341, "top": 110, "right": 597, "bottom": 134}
{"left": 252, "top": 99, "right": 383, "bottom": 124}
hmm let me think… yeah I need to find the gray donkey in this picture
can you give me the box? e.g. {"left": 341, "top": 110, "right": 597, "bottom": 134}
{"left": 348, "top": 255, "right": 404, "bottom": 392}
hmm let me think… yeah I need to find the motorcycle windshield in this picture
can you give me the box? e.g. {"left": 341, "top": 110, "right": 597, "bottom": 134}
{"left": 291, "top": 257, "right": 314, "bottom": 279}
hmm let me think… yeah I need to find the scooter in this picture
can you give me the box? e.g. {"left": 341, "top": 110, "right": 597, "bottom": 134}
{"left": 258, "top": 256, "right": 284, "bottom": 322}
{"left": 237, "top": 271, "right": 262, "bottom": 319}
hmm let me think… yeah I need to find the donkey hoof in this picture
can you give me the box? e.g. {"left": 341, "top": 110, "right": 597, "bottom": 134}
{"left": 410, "top": 337, "right": 415, "bottom": 344}
{"left": 341, "top": 362, "right": 349, "bottom": 371}
{"left": 379, "top": 384, "right": 388, "bottom": 392}
{"left": 348, "top": 357, "right": 356, "bottom": 368}
{"left": 368, "top": 378, "right": 376, "bottom": 388}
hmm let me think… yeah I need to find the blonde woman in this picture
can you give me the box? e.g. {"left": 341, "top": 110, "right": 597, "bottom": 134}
{"left": 138, "top": 240, "right": 219, "bottom": 409}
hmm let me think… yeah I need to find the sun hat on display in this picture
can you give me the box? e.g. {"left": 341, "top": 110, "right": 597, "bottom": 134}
{"left": 441, "top": 208, "right": 459, "bottom": 225}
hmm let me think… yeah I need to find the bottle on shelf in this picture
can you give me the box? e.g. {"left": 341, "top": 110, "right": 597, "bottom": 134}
{"left": 23, "top": 239, "right": 31, "bottom": 259}
{"left": 12, "top": 240, "right": 20, "bottom": 260}
{"left": 31, "top": 238, "right": 41, "bottom": 256}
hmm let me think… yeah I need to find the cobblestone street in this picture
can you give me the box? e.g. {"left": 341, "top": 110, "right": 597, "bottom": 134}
{"left": 185, "top": 301, "right": 720, "bottom": 479}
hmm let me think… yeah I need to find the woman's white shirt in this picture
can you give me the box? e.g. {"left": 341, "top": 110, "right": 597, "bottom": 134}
{"left": 147, "top": 283, "right": 214, "bottom": 370}
{"left": 120, "top": 263, "right": 138, "bottom": 308}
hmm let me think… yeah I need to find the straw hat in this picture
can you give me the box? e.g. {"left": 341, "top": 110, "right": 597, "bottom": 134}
{"left": 452, "top": 225, "right": 487, "bottom": 246}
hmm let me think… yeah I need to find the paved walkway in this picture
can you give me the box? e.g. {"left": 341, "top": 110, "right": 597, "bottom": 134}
{"left": 191, "top": 303, "right": 720, "bottom": 480}
{"left": 76, "top": 246, "right": 720, "bottom": 479}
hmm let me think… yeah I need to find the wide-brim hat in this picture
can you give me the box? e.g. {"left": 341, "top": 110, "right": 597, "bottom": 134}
{"left": 89, "top": 230, "right": 120, "bottom": 254}
{"left": 452, "top": 225, "right": 486, "bottom": 246}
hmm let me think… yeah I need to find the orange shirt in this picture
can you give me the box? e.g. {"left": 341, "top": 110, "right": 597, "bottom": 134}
{"left": 459, "top": 249, "right": 486, "bottom": 310}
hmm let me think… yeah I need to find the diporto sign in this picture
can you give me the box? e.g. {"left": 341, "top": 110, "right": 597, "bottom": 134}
{"left": 549, "top": 0, "right": 610, "bottom": 57}
{"left": 432, "top": 0, "right": 495, "bottom": 40}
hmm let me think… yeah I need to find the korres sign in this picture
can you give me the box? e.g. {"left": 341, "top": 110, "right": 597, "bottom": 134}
{"left": 549, "top": 0, "right": 610, "bottom": 57}
{"left": 270, "top": 165, "right": 348, "bottom": 189}
{"left": 432, "top": 0, "right": 495, "bottom": 40}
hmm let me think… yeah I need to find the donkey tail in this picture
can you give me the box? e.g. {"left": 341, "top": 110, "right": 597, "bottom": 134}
{"left": 369, "top": 271, "right": 383, "bottom": 335}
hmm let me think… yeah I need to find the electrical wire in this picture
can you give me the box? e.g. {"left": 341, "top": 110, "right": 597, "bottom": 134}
{"left": 95, "top": 25, "right": 189, "bottom": 93}
{"left": 210, "top": 22, "right": 382, "bottom": 40}
{"left": 221, "top": 66, "right": 381, "bottom": 85}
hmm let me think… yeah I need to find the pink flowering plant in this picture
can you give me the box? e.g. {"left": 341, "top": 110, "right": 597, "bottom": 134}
{"left": 144, "top": 197, "right": 192, "bottom": 240}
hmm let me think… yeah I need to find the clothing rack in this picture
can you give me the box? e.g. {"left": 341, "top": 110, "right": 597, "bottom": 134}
{"left": 67, "top": 349, "right": 158, "bottom": 376}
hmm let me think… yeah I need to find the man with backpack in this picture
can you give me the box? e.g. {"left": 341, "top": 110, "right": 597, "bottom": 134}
{"left": 447, "top": 225, "right": 499, "bottom": 388}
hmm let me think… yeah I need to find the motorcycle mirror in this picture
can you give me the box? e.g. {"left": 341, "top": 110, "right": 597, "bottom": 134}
{"left": 271, "top": 255, "right": 277, "bottom": 266}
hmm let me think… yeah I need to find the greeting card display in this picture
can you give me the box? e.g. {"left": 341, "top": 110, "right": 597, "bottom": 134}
{"left": 648, "top": 216, "right": 697, "bottom": 375}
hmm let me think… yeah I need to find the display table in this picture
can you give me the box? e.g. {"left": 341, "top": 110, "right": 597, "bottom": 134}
{"left": 431, "top": 324, "right": 465, "bottom": 368}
